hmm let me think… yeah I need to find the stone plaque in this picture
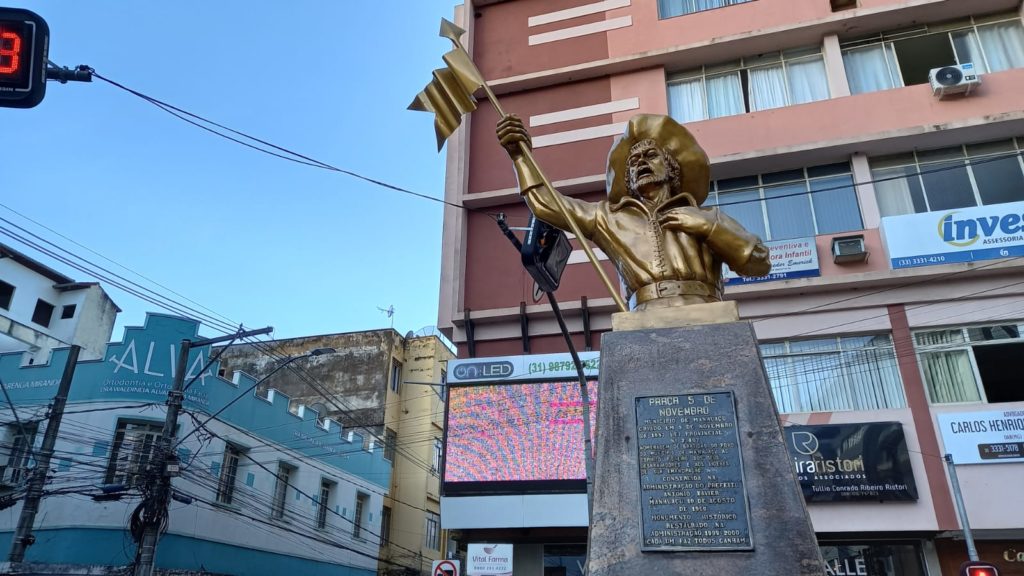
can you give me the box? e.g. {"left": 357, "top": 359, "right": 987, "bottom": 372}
{"left": 636, "top": 391, "right": 752, "bottom": 551}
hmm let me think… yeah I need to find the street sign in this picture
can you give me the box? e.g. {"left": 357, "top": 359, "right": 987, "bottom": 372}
{"left": 432, "top": 559, "right": 460, "bottom": 576}
{"left": 0, "top": 7, "right": 48, "bottom": 108}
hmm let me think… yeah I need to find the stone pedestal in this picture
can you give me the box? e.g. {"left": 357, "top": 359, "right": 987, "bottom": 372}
{"left": 590, "top": 321, "right": 824, "bottom": 576}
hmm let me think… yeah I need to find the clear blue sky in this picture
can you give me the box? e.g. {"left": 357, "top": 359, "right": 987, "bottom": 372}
{"left": 3, "top": 1, "right": 461, "bottom": 340}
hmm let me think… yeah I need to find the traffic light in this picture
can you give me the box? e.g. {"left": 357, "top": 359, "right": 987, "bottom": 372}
{"left": 960, "top": 560, "right": 1000, "bottom": 576}
{"left": 521, "top": 213, "right": 572, "bottom": 293}
{"left": 0, "top": 7, "right": 48, "bottom": 108}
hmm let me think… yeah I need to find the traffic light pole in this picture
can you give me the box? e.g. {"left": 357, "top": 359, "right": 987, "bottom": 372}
{"left": 8, "top": 345, "right": 81, "bottom": 563}
{"left": 945, "top": 453, "right": 979, "bottom": 562}
{"left": 134, "top": 328, "right": 271, "bottom": 576}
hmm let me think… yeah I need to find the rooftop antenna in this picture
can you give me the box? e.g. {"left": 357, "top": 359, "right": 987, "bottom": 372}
{"left": 377, "top": 305, "right": 395, "bottom": 328}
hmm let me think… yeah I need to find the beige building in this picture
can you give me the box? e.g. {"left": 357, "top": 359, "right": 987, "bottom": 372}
{"left": 216, "top": 329, "right": 453, "bottom": 575}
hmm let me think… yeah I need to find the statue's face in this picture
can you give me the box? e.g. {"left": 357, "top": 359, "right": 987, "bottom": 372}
{"left": 627, "top": 141, "right": 671, "bottom": 202}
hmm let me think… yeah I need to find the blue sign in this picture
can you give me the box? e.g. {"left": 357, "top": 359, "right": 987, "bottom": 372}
{"left": 724, "top": 237, "right": 820, "bottom": 285}
{"left": 0, "top": 313, "right": 392, "bottom": 487}
{"left": 881, "top": 201, "right": 1024, "bottom": 269}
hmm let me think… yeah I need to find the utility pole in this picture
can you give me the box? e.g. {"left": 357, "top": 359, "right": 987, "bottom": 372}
{"left": 8, "top": 345, "right": 81, "bottom": 563}
{"left": 134, "top": 328, "right": 271, "bottom": 576}
{"left": 945, "top": 453, "right": 979, "bottom": 562}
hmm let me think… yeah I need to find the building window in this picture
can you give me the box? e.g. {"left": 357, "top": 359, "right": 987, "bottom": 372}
{"left": 761, "top": 335, "right": 906, "bottom": 413}
{"left": 380, "top": 505, "right": 392, "bottom": 546}
{"left": 544, "top": 544, "right": 588, "bottom": 576}
{"left": 871, "top": 138, "right": 1024, "bottom": 217}
{"left": 425, "top": 511, "right": 441, "bottom": 550}
{"left": 0, "top": 424, "right": 37, "bottom": 487}
{"left": 60, "top": 304, "right": 76, "bottom": 319}
{"left": 668, "top": 46, "right": 829, "bottom": 123}
{"left": 390, "top": 359, "right": 403, "bottom": 393}
{"left": 432, "top": 438, "right": 443, "bottom": 474}
{"left": 317, "top": 479, "right": 335, "bottom": 529}
{"left": 842, "top": 14, "right": 1024, "bottom": 94}
{"left": 31, "top": 299, "right": 55, "bottom": 328}
{"left": 818, "top": 541, "right": 927, "bottom": 576}
{"left": 0, "top": 280, "right": 13, "bottom": 310}
{"left": 708, "top": 162, "right": 862, "bottom": 241}
{"left": 915, "top": 324, "right": 1024, "bottom": 404}
{"left": 271, "top": 462, "right": 294, "bottom": 519}
{"left": 658, "top": 0, "right": 753, "bottom": 19}
{"left": 105, "top": 420, "right": 162, "bottom": 487}
{"left": 216, "top": 444, "right": 243, "bottom": 505}
{"left": 353, "top": 492, "right": 368, "bottom": 539}
{"left": 383, "top": 427, "right": 397, "bottom": 462}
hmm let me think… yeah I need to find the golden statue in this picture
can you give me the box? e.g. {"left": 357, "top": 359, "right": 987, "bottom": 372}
{"left": 497, "top": 114, "right": 771, "bottom": 311}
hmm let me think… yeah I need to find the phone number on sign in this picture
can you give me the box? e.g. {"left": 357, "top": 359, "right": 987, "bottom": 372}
{"left": 896, "top": 255, "right": 946, "bottom": 267}
{"left": 528, "top": 358, "right": 599, "bottom": 374}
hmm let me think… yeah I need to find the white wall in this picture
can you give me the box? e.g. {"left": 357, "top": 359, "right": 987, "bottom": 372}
{"left": 0, "top": 402, "right": 384, "bottom": 571}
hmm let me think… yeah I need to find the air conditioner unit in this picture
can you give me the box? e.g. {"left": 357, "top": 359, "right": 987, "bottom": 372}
{"left": 929, "top": 63, "right": 981, "bottom": 98}
{"left": 832, "top": 235, "right": 869, "bottom": 264}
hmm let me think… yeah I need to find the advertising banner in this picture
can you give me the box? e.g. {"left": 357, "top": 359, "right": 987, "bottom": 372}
{"left": 881, "top": 200, "right": 1024, "bottom": 269}
{"left": 448, "top": 351, "right": 599, "bottom": 384}
{"left": 937, "top": 408, "right": 1024, "bottom": 464}
{"left": 467, "top": 544, "right": 513, "bottom": 576}
{"left": 785, "top": 422, "right": 918, "bottom": 502}
{"left": 725, "top": 236, "right": 820, "bottom": 285}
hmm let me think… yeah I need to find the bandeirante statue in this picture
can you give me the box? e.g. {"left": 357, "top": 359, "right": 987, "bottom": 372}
{"left": 498, "top": 114, "right": 771, "bottom": 311}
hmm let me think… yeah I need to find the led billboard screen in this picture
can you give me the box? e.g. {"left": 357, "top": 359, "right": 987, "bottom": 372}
{"left": 444, "top": 380, "right": 598, "bottom": 494}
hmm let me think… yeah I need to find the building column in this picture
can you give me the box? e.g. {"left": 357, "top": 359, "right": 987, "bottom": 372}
{"left": 887, "top": 304, "right": 959, "bottom": 531}
{"left": 822, "top": 34, "right": 851, "bottom": 98}
{"left": 851, "top": 153, "right": 881, "bottom": 230}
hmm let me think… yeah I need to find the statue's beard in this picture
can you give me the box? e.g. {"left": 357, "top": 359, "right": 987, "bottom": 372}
{"left": 632, "top": 173, "right": 671, "bottom": 199}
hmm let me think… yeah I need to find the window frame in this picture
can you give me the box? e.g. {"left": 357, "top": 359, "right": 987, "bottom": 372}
{"left": 658, "top": 0, "right": 755, "bottom": 20}
{"left": 425, "top": 511, "right": 441, "bottom": 550}
{"left": 432, "top": 437, "right": 443, "bottom": 474}
{"left": 316, "top": 478, "right": 335, "bottom": 530}
{"left": 709, "top": 162, "right": 862, "bottom": 241}
{"left": 353, "top": 491, "right": 369, "bottom": 539}
{"left": 271, "top": 462, "right": 295, "bottom": 520}
{"left": 913, "top": 323, "right": 1024, "bottom": 405}
{"left": 383, "top": 427, "right": 397, "bottom": 462}
{"left": 0, "top": 280, "right": 14, "bottom": 311}
{"left": 840, "top": 13, "right": 1024, "bottom": 93}
{"left": 216, "top": 443, "right": 244, "bottom": 506}
{"left": 870, "top": 137, "right": 1024, "bottom": 217}
{"left": 667, "top": 46, "right": 830, "bottom": 122}
{"left": 31, "top": 299, "right": 55, "bottom": 328}
{"left": 104, "top": 419, "right": 163, "bottom": 487}
{"left": 380, "top": 505, "right": 392, "bottom": 546}
{"left": 760, "top": 334, "right": 907, "bottom": 414}
{"left": 1, "top": 423, "right": 37, "bottom": 486}
{"left": 389, "top": 359, "right": 403, "bottom": 394}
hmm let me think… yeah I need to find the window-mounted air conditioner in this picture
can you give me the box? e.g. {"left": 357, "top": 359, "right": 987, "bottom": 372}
{"left": 832, "top": 235, "right": 868, "bottom": 264}
{"left": 929, "top": 63, "right": 981, "bottom": 98}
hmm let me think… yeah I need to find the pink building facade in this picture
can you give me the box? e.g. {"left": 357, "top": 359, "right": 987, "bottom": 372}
{"left": 437, "top": 1, "right": 1024, "bottom": 574}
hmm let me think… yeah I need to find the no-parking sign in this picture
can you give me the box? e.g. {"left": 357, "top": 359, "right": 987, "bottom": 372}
{"left": 433, "top": 559, "right": 460, "bottom": 576}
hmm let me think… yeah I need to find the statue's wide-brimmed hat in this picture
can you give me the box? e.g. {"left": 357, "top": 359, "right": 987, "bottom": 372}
{"left": 606, "top": 114, "right": 710, "bottom": 207}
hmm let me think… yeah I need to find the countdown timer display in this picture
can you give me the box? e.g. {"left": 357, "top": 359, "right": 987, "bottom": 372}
{"left": 0, "top": 7, "right": 48, "bottom": 108}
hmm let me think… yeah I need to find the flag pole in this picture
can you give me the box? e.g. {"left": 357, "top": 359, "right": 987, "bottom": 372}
{"left": 441, "top": 23, "right": 628, "bottom": 313}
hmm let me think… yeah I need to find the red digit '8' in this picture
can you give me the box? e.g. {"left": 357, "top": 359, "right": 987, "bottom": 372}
{"left": 0, "top": 31, "right": 21, "bottom": 74}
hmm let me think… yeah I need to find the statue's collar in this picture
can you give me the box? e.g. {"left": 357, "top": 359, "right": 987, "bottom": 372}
{"left": 610, "top": 192, "right": 696, "bottom": 215}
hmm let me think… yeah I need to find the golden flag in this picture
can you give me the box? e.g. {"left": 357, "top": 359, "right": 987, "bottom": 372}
{"left": 409, "top": 19, "right": 487, "bottom": 151}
